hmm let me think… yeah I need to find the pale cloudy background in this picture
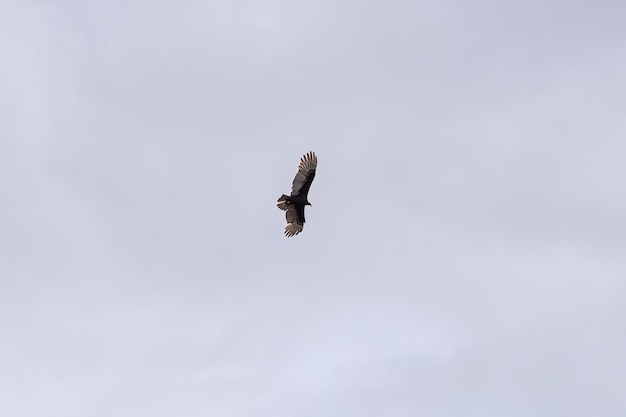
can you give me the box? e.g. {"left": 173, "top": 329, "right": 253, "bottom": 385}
{"left": 1, "top": 0, "right": 625, "bottom": 416}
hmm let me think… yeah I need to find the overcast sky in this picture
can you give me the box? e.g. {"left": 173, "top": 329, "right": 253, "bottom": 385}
{"left": 2, "top": 1, "right": 625, "bottom": 416}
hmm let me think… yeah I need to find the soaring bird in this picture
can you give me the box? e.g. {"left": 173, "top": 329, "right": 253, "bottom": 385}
{"left": 277, "top": 151, "right": 317, "bottom": 237}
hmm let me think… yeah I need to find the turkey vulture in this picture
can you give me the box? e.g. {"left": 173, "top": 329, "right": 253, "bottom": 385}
{"left": 277, "top": 151, "right": 317, "bottom": 237}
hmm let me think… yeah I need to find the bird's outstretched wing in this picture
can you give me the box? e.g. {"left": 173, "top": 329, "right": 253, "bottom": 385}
{"left": 290, "top": 151, "right": 317, "bottom": 197}
{"left": 277, "top": 194, "right": 305, "bottom": 237}
{"left": 284, "top": 205, "right": 305, "bottom": 237}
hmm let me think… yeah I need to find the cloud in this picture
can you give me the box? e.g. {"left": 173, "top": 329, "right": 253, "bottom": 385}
{"left": 2, "top": 1, "right": 625, "bottom": 416}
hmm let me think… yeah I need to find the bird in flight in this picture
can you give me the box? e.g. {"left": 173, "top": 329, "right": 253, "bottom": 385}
{"left": 277, "top": 151, "right": 317, "bottom": 237}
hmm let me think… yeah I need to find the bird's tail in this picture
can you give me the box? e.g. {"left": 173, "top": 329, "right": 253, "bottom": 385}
{"left": 277, "top": 194, "right": 291, "bottom": 211}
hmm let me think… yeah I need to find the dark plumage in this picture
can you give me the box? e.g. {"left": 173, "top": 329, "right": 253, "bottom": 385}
{"left": 277, "top": 151, "right": 317, "bottom": 237}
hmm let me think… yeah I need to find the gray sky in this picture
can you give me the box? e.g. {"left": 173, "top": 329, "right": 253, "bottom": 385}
{"left": 2, "top": 1, "right": 625, "bottom": 416}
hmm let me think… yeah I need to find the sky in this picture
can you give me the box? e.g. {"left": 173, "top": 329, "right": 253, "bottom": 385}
{"left": 1, "top": 0, "right": 625, "bottom": 416}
